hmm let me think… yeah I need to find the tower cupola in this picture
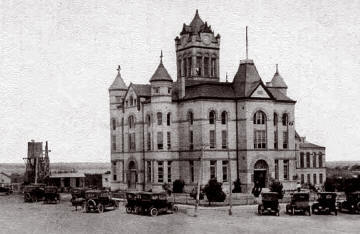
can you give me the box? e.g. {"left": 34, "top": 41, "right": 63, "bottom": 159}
{"left": 267, "top": 64, "right": 288, "bottom": 95}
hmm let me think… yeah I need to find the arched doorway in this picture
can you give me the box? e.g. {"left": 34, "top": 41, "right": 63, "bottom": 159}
{"left": 254, "top": 160, "right": 269, "bottom": 188}
{"left": 128, "top": 161, "right": 137, "bottom": 189}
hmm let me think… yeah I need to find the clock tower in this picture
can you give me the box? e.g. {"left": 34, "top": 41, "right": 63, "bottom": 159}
{"left": 174, "top": 10, "right": 220, "bottom": 82}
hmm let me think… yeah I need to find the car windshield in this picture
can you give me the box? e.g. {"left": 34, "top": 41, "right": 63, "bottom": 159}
{"left": 45, "top": 187, "right": 57, "bottom": 193}
{"left": 293, "top": 193, "right": 309, "bottom": 201}
{"left": 262, "top": 193, "right": 277, "bottom": 201}
{"left": 85, "top": 192, "right": 99, "bottom": 199}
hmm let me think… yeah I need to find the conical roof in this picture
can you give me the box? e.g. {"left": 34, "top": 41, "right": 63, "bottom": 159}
{"left": 149, "top": 61, "right": 173, "bottom": 82}
{"left": 109, "top": 66, "right": 127, "bottom": 90}
{"left": 270, "top": 65, "right": 287, "bottom": 88}
{"left": 190, "top": 10, "right": 204, "bottom": 33}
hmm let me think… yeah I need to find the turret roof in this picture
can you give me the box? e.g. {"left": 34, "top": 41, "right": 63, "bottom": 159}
{"left": 180, "top": 10, "right": 213, "bottom": 35}
{"left": 270, "top": 65, "right": 288, "bottom": 88}
{"left": 109, "top": 66, "right": 127, "bottom": 90}
{"left": 149, "top": 61, "right": 173, "bottom": 82}
{"left": 232, "top": 59, "right": 262, "bottom": 97}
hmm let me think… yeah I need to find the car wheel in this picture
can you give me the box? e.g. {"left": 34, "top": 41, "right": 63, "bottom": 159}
{"left": 126, "top": 207, "right": 132, "bottom": 214}
{"left": 173, "top": 206, "right": 179, "bottom": 213}
{"left": 150, "top": 207, "right": 158, "bottom": 216}
{"left": 114, "top": 201, "right": 119, "bottom": 210}
{"left": 97, "top": 204, "right": 104, "bottom": 213}
{"left": 135, "top": 206, "right": 141, "bottom": 215}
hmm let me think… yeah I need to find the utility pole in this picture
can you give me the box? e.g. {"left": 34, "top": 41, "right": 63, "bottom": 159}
{"left": 227, "top": 116, "right": 232, "bottom": 215}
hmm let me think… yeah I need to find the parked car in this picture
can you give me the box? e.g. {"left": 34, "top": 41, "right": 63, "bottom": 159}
{"left": 339, "top": 191, "right": 360, "bottom": 214}
{"left": 23, "top": 184, "right": 45, "bottom": 202}
{"left": 71, "top": 187, "right": 88, "bottom": 210}
{"left": 0, "top": 186, "right": 13, "bottom": 195}
{"left": 286, "top": 192, "right": 311, "bottom": 215}
{"left": 258, "top": 192, "right": 280, "bottom": 216}
{"left": 312, "top": 192, "right": 337, "bottom": 215}
{"left": 126, "top": 192, "right": 178, "bottom": 216}
{"left": 43, "top": 186, "right": 60, "bottom": 204}
{"left": 83, "top": 190, "right": 119, "bottom": 213}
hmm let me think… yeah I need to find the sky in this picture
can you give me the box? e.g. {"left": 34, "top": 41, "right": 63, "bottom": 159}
{"left": 1, "top": 0, "right": 360, "bottom": 163}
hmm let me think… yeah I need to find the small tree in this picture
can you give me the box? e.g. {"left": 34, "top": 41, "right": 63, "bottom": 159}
{"left": 203, "top": 178, "right": 226, "bottom": 205}
{"left": 232, "top": 178, "right": 242, "bottom": 193}
{"left": 172, "top": 179, "right": 185, "bottom": 193}
{"left": 190, "top": 186, "right": 204, "bottom": 200}
{"left": 324, "top": 178, "right": 336, "bottom": 192}
{"left": 269, "top": 179, "right": 284, "bottom": 199}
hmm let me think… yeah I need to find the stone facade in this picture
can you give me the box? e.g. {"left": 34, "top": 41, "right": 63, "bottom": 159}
{"left": 108, "top": 11, "right": 325, "bottom": 193}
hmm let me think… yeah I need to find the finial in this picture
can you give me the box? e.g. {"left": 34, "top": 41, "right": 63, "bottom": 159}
{"left": 160, "top": 50, "right": 163, "bottom": 63}
{"left": 117, "top": 65, "right": 121, "bottom": 74}
{"left": 276, "top": 64, "right": 279, "bottom": 74}
{"left": 246, "top": 26, "right": 248, "bottom": 59}
{"left": 195, "top": 9, "right": 199, "bottom": 16}
{"left": 226, "top": 72, "right": 228, "bottom": 83}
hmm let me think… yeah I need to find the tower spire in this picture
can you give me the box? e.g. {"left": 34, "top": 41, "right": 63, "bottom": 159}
{"left": 160, "top": 50, "right": 163, "bottom": 63}
{"left": 246, "top": 26, "right": 248, "bottom": 59}
{"left": 226, "top": 72, "right": 228, "bottom": 83}
{"left": 276, "top": 64, "right": 279, "bottom": 74}
{"left": 117, "top": 65, "right": 121, "bottom": 74}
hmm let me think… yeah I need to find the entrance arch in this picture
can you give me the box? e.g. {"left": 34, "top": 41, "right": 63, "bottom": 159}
{"left": 127, "top": 161, "right": 137, "bottom": 189}
{"left": 254, "top": 160, "right": 269, "bottom": 188}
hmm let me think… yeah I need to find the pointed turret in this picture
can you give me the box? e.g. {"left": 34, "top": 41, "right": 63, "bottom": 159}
{"left": 189, "top": 9, "right": 204, "bottom": 34}
{"left": 267, "top": 64, "right": 288, "bottom": 95}
{"left": 232, "top": 59, "right": 262, "bottom": 97}
{"left": 109, "top": 65, "right": 127, "bottom": 91}
{"left": 150, "top": 51, "right": 173, "bottom": 82}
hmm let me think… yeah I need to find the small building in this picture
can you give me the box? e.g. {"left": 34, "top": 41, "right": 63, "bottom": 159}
{"left": 0, "top": 172, "right": 11, "bottom": 185}
{"left": 49, "top": 172, "right": 85, "bottom": 189}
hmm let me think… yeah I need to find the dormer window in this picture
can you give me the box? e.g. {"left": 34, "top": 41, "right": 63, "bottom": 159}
{"left": 168, "top": 88, "right": 172, "bottom": 94}
{"left": 129, "top": 96, "right": 134, "bottom": 106}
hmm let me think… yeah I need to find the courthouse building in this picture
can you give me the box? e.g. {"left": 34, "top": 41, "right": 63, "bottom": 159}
{"left": 108, "top": 11, "right": 326, "bottom": 192}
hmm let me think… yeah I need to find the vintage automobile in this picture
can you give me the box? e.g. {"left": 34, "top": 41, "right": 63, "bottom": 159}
{"left": 258, "top": 192, "right": 280, "bottom": 216}
{"left": 0, "top": 186, "right": 13, "bottom": 195}
{"left": 23, "top": 184, "right": 45, "bottom": 202}
{"left": 285, "top": 192, "right": 311, "bottom": 215}
{"left": 339, "top": 191, "right": 360, "bottom": 214}
{"left": 125, "top": 192, "right": 140, "bottom": 214}
{"left": 83, "top": 190, "right": 119, "bottom": 213}
{"left": 312, "top": 192, "right": 337, "bottom": 215}
{"left": 70, "top": 187, "right": 88, "bottom": 210}
{"left": 43, "top": 186, "right": 60, "bottom": 204}
{"left": 126, "top": 192, "right": 178, "bottom": 216}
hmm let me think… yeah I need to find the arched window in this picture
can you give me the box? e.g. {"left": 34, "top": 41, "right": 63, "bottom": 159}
{"left": 128, "top": 116, "right": 135, "bottom": 129}
{"left": 112, "top": 118, "right": 116, "bottom": 130}
{"left": 188, "top": 111, "right": 194, "bottom": 125}
{"left": 157, "top": 112, "right": 162, "bottom": 125}
{"left": 273, "top": 113, "right": 278, "bottom": 126}
{"left": 129, "top": 96, "right": 134, "bottom": 106}
{"left": 282, "top": 113, "right": 288, "bottom": 126}
{"left": 318, "top": 152, "right": 323, "bottom": 168}
{"left": 221, "top": 111, "right": 227, "bottom": 125}
{"left": 209, "top": 110, "right": 216, "bottom": 124}
{"left": 146, "top": 114, "right": 151, "bottom": 126}
{"left": 167, "top": 113, "right": 171, "bottom": 126}
{"left": 253, "top": 111, "right": 266, "bottom": 125}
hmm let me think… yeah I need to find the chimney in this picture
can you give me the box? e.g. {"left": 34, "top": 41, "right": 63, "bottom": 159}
{"left": 180, "top": 75, "right": 185, "bottom": 98}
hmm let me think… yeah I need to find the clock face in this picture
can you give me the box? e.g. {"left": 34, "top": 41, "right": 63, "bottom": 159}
{"left": 203, "top": 35, "right": 211, "bottom": 45}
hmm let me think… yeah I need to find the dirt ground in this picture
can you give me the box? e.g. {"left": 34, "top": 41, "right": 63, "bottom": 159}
{"left": 0, "top": 193, "right": 359, "bottom": 234}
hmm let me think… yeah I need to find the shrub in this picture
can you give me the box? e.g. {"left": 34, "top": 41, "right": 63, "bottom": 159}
{"left": 172, "top": 179, "right": 185, "bottom": 193}
{"left": 203, "top": 178, "right": 226, "bottom": 204}
{"left": 269, "top": 179, "right": 284, "bottom": 199}
{"left": 324, "top": 178, "right": 336, "bottom": 192}
{"left": 232, "top": 178, "right": 242, "bottom": 193}
{"left": 162, "top": 183, "right": 172, "bottom": 195}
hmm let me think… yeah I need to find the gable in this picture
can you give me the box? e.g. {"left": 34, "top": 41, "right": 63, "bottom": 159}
{"left": 250, "top": 84, "right": 270, "bottom": 98}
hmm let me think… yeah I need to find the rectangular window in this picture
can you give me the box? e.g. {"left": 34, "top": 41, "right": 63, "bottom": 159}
{"left": 168, "top": 161, "right": 172, "bottom": 183}
{"left": 147, "top": 161, "right": 151, "bottom": 183}
{"left": 254, "top": 130, "right": 266, "bottom": 149}
{"left": 112, "top": 135, "right": 116, "bottom": 151}
{"left": 210, "top": 130, "right": 216, "bottom": 149}
{"left": 183, "top": 59, "right": 187, "bottom": 77}
{"left": 147, "top": 133, "right": 151, "bottom": 151}
{"left": 222, "top": 161, "right": 228, "bottom": 182}
{"left": 113, "top": 174, "right": 117, "bottom": 181}
{"left": 301, "top": 174, "right": 304, "bottom": 184}
{"left": 157, "top": 113, "right": 162, "bottom": 125}
{"left": 189, "top": 130, "right": 194, "bottom": 150}
{"left": 157, "top": 132, "right": 163, "bottom": 150}
{"left": 275, "top": 160, "right": 279, "bottom": 180}
{"left": 167, "top": 132, "right": 171, "bottom": 150}
{"left": 196, "top": 56, "right": 202, "bottom": 76}
{"left": 210, "top": 160, "right": 217, "bottom": 179}
{"left": 313, "top": 154, "right": 317, "bottom": 168}
{"left": 187, "top": 57, "right": 192, "bottom": 77}
{"left": 283, "top": 160, "right": 289, "bottom": 180}
{"left": 177, "top": 59, "right": 181, "bottom": 77}
{"left": 319, "top": 174, "right": 323, "bottom": 184}
{"left": 307, "top": 174, "right": 310, "bottom": 184}
{"left": 211, "top": 58, "right": 216, "bottom": 77}
{"left": 313, "top": 174, "right": 317, "bottom": 185}
{"left": 300, "top": 153, "right": 304, "bottom": 168}
{"left": 283, "top": 131, "right": 288, "bottom": 149}
{"left": 158, "top": 161, "right": 163, "bottom": 183}
{"left": 306, "top": 153, "right": 310, "bottom": 168}
{"left": 128, "top": 133, "right": 135, "bottom": 151}
{"left": 204, "top": 57, "right": 209, "bottom": 77}
{"left": 112, "top": 118, "right": 116, "bottom": 130}
{"left": 221, "top": 130, "right": 227, "bottom": 149}
{"left": 190, "top": 161, "right": 194, "bottom": 182}
{"left": 274, "top": 131, "right": 278, "bottom": 149}
{"left": 319, "top": 154, "right": 323, "bottom": 168}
